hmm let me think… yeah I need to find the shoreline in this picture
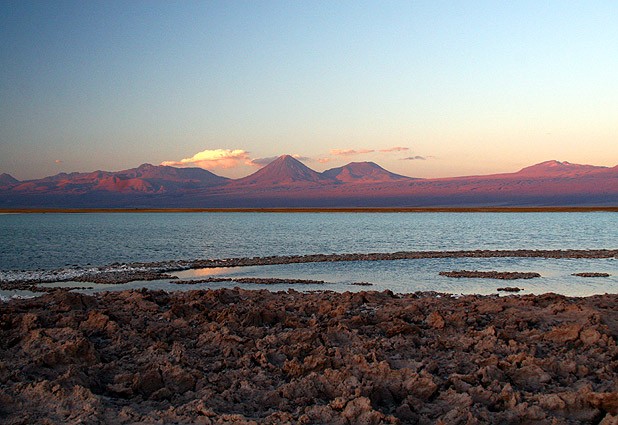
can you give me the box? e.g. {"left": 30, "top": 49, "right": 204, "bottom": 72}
{"left": 2, "top": 249, "right": 617, "bottom": 290}
{"left": 1, "top": 288, "right": 616, "bottom": 423}
{"left": 1, "top": 206, "right": 618, "bottom": 214}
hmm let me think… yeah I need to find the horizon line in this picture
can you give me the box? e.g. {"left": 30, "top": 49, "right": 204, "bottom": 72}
{"left": 2, "top": 206, "right": 617, "bottom": 214}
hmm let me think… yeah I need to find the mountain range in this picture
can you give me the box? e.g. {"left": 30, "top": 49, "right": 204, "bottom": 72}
{"left": 1, "top": 155, "right": 617, "bottom": 207}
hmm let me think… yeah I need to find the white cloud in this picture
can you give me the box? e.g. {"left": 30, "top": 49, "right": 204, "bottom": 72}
{"left": 161, "top": 149, "right": 252, "bottom": 169}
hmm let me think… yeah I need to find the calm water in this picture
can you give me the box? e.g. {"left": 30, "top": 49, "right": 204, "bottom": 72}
{"left": 1, "top": 212, "right": 617, "bottom": 297}
{"left": 1, "top": 212, "right": 616, "bottom": 271}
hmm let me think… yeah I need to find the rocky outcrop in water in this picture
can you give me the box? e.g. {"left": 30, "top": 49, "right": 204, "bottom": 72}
{"left": 1, "top": 289, "right": 617, "bottom": 424}
{"left": 439, "top": 270, "right": 541, "bottom": 280}
{"left": 74, "top": 271, "right": 178, "bottom": 284}
{"left": 573, "top": 273, "right": 611, "bottom": 278}
{"left": 497, "top": 287, "right": 524, "bottom": 292}
{"left": 173, "top": 277, "right": 326, "bottom": 285}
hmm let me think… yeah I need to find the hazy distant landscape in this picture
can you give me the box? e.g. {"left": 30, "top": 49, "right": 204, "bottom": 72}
{"left": 1, "top": 155, "right": 617, "bottom": 208}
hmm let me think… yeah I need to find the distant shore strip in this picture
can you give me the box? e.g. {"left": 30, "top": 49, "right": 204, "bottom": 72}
{"left": 1, "top": 206, "right": 618, "bottom": 214}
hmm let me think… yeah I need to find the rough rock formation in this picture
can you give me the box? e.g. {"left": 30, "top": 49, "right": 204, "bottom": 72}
{"left": 439, "top": 271, "right": 541, "bottom": 280}
{"left": 173, "top": 277, "right": 326, "bottom": 285}
{"left": 496, "top": 287, "right": 524, "bottom": 293}
{"left": 1, "top": 289, "right": 617, "bottom": 424}
{"left": 573, "top": 273, "right": 611, "bottom": 278}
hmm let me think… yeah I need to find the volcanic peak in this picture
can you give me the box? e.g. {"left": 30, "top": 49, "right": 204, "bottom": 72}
{"left": 233, "top": 155, "right": 332, "bottom": 186}
{"left": 0, "top": 173, "right": 19, "bottom": 187}
{"left": 322, "top": 161, "right": 412, "bottom": 183}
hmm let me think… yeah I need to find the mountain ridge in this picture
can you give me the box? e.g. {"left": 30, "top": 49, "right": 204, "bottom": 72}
{"left": 8, "top": 163, "right": 228, "bottom": 195}
{"left": 1, "top": 156, "right": 617, "bottom": 207}
{"left": 516, "top": 160, "right": 608, "bottom": 177}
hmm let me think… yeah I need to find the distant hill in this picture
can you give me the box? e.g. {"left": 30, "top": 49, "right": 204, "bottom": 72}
{"left": 8, "top": 164, "right": 228, "bottom": 196}
{"left": 0, "top": 173, "right": 19, "bottom": 188}
{"left": 1, "top": 157, "right": 617, "bottom": 208}
{"left": 513, "top": 160, "right": 610, "bottom": 177}
{"left": 322, "top": 162, "right": 412, "bottom": 183}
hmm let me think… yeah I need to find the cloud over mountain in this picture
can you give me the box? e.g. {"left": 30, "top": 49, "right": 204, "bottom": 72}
{"left": 161, "top": 149, "right": 251, "bottom": 169}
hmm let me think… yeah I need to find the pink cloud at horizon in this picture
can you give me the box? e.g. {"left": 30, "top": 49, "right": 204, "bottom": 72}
{"left": 330, "top": 149, "right": 375, "bottom": 156}
{"left": 379, "top": 146, "right": 410, "bottom": 153}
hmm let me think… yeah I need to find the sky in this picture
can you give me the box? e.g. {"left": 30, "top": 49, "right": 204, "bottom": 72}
{"left": 1, "top": 1, "right": 617, "bottom": 180}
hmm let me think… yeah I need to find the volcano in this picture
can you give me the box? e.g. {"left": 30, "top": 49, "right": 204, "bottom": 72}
{"left": 322, "top": 161, "right": 413, "bottom": 183}
{"left": 232, "top": 155, "right": 334, "bottom": 187}
{"left": 0, "top": 173, "right": 19, "bottom": 188}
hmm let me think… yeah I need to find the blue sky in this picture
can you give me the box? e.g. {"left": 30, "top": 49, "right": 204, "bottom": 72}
{"left": 1, "top": 1, "right": 617, "bottom": 179}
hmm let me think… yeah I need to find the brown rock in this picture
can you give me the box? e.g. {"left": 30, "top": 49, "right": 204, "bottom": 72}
{"left": 403, "top": 372, "right": 438, "bottom": 401}
{"left": 79, "top": 311, "right": 110, "bottom": 334}
{"left": 510, "top": 365, "right": 551, "bottom": 390}
{"left": 342, "top": 397, "right": 384, "bottom": 425}
{"left": 1, "top": 288, "right": 617, "bottom": 424}
{"left": 544, "top": 324, "right": 582, "bottom": 343}
{"left": 134, "top": 367, "right": 163, "bottom": 397}
{"left": 537, "top": 393, "right": 566, "bottom": 411}
{"left": 589, "top": 392, "right": 618, "bottom": 416}
{"left": 426, "top": 311, "right": 445, "bottom": 329}
{"left": 580, "top": 327, "right": 602, "bottom": 345}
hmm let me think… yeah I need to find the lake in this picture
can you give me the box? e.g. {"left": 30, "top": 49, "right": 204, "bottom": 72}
{"left": 1, "top": 212, "right": 617, "bottom": 297}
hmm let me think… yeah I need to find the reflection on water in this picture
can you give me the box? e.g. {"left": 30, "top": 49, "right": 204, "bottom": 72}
{"left": 175, "top": 267, "right": 232, "bottom": 278}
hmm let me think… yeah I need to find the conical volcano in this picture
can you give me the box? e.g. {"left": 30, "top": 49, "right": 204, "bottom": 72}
{"left": 233, "top": 155, "right": 334, "bottom": 186}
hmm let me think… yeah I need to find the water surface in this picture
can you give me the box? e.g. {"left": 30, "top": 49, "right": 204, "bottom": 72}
{"left": 1, "top": 212, "right": 616, "bottom": 271}
{"left": 1, "top": 212, "right": 616, "bottom": 298}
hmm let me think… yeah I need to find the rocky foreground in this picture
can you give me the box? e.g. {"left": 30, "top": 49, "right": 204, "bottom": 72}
{"left": 1, "top": 289, "right": 617, "bottom": 424}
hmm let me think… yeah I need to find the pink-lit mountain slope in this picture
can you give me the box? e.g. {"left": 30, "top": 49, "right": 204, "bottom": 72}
{"left": 8, "top": 164, "right": 228, "bottom": 195}
{"left": 214, "top": 158, "right": 618, "bottom": 207}
{"left": 1, "top": 157, "right": 617, "bottom": 207}
{"left": 321, "top": 162, "right": 413, "bottom": 183}
{"left": 231, "top": 155, "right": 334, "bottom": 187}
{"left": 514, "top": 160, "right": 610, "bottom": 177}
{"left": 464, "top": 160, "right": 609, "bottom": 179}
{"left": 0, "top": 173, "right": 19, "bottom": 188}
